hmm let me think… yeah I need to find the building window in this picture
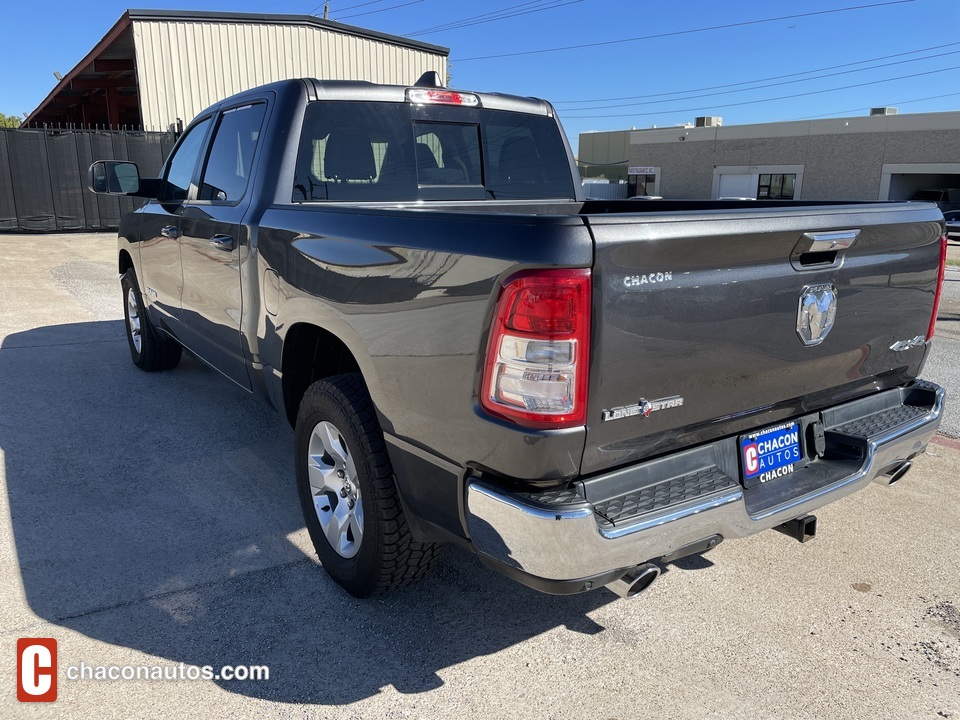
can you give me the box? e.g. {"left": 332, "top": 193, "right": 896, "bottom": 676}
{"left": 628, "top": 173, "right": 657, "bottom": 196}
{"left": 758, "top": 173, "right": 796, "bottom": 199}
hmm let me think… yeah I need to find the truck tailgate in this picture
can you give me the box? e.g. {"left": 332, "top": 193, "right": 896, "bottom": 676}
{"left": 581, "top": 203, "right": 944, "bottom": 476}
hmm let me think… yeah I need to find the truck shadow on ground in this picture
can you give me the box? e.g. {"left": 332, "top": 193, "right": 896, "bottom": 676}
{"left": 1, "top": 321, "right": 615, "bottom": 704}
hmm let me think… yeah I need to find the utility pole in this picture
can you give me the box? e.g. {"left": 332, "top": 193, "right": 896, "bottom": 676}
{"left": 323, "top": 2, "right": 329, "bottom": 19}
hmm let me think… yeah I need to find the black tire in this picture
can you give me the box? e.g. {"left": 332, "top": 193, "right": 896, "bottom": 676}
{"left": 295, "top": 373, "right": 442, "bottom": 597}
{"left": 121, "top": 268, "right": 181, "bottom": 371}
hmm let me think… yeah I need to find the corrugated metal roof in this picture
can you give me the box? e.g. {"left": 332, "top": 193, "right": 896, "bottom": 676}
{"left": 126, "top": 8, "right": 448, "bottom": 55}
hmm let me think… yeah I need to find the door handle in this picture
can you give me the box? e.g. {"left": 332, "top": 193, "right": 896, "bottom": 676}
{"left": 160, "top": 225, "right": 180, "bottom": 239}
{"left": 209, "top": 234, "right": 237, "bottom": 251}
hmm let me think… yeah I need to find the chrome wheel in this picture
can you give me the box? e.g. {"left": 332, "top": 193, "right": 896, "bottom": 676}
{"left": 126, "top": 287, "right": 142, "bottom": 354}
{"left": 307, "top": 420, "right": 363, "bottom": 558}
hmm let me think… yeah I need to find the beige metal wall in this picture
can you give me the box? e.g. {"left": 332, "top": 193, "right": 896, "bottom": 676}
{"left": 577, "top": 130, "right": 631, "bottom": 181}
{"left": 132, "top": 19, "right": 447, "bottom": 130}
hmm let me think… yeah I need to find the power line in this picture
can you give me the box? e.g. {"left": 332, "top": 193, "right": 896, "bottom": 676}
{"left": 561, "top": 49, "right": 960, "bottom": 111}
{"left": 559, "top": 64, "right": 960, "bottom": 119}
{"left": 564, "top": 96, "right": 960, "bottom": 145}
{"left": 408, "top": 0, "right": 553, "bottom": 34}
{"left": 258, "top": 0, "right": 301, "bottom": 11}
{"left": 454, "top": 0, "right": 915, "bottom": 62}
{"left": 790, "top": 91, "right": 960, "bottom": 121}
{"left": 407, "top": 0, "right": 582, "bottom": 37}
{"left": 310, "top": 0, "right": 388, "bottom": 15}
{"left": 335, "top": 0, "right": 424, "bottom": 21}
{"left": 553, "top": 41, "right": 960, "bottom": 105}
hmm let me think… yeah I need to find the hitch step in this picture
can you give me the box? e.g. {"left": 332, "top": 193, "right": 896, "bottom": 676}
{"left": 775, "top": 514, "right": 817, "bottom": 543}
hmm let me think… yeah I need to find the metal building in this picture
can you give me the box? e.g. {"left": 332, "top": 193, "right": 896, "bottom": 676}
{"left": 25, "top": 9, "right": 449, "bottom": 131}
{"left": 578, "top": 109, "right": 960, "bottom": 203}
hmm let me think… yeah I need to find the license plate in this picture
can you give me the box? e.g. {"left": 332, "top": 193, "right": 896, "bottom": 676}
{"left": 740, "top": 421, "right": 802, "bottom": 487}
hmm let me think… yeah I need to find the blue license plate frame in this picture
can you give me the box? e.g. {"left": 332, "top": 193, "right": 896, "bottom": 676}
{"left": 740, "top": 421, "right": 802, "bottom": 488}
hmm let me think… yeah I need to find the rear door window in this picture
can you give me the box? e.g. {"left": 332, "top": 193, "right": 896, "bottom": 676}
{"left": 198, "top": 103, "right": 267, "bottom": 203}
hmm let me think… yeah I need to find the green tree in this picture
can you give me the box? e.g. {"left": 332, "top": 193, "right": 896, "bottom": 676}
{"left": 0, "top": 112, "right": 21, "bottom": 128}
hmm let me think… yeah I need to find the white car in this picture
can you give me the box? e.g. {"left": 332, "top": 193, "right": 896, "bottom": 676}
{"left": 944, "top": 210, "right": 960, "bottom": 241}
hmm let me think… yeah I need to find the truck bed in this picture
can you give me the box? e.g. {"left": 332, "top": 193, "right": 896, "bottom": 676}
{"left": 260, "top": 199, "right": 942, "bottom": 484}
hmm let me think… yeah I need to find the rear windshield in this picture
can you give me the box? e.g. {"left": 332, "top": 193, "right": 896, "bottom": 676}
{"left": 293, "top": 100, "right": 575, "bottom": 202}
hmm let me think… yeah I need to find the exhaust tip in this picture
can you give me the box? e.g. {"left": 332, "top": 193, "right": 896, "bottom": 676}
{"left": 607, "top": 563, "right": 661, "bottom": 599}
{"left": 888, "top": 460, "right": 913, "bottom": 485}
{"left": 875, "top": 459, "right": 914, "bottom": 486}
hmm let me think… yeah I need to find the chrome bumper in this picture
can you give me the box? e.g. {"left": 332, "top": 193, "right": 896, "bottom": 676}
{"left": 465, "top": 382, "right": 945, "bottom": 582}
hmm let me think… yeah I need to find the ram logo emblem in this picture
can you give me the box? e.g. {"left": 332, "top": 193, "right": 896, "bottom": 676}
{"left": 796, "top": 284, "right": 837, "bottom": 346}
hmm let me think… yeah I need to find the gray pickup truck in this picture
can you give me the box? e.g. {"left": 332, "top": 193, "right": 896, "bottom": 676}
{"left": 89, "top": 74, "right": 947, "bottom": 599}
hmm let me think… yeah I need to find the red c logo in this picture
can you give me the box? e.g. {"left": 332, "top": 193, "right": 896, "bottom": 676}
{"left": 745, "top": 444, "right": 759, "bottom": 475}
{"left": 17, "top": 638, "right": 57, "bottom": 702}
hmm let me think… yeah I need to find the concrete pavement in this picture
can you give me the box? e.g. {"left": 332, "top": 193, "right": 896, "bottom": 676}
{"left": 1, "top": 233, "right": 958, "bottom": 720}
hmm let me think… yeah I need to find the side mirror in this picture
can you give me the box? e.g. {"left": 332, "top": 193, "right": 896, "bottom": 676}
{"left": 88, "top": 161, "right": 142, "bottom": 195}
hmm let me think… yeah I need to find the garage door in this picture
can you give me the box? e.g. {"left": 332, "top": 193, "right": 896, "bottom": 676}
{"left": 717, "top": 174, "right": 755, "bottom": 199}
{"left": 881, "top": 163, "right": 960, "bottom": 205}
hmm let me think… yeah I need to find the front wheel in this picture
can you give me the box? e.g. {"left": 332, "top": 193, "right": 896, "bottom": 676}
{"left": 120, "top": 269, "right": 181, "bottom": 371}
{"left": 295, "top": 373, "right": 441, "bottom": 597}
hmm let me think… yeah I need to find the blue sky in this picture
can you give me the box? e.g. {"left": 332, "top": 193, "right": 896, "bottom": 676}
{"left": 2, "top": 0, "right": 959, "bottom": 153}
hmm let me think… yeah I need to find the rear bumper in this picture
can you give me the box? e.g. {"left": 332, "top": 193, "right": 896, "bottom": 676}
{"left": 465, "top": 381, "right": 945, "bottom": 589}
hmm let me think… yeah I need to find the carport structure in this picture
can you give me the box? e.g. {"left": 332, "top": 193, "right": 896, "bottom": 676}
{"left": 24, "top": 8, "right": 448, "bottom": 132}
{"left": 25, "top": 13, "right": 142, "bottom": 130}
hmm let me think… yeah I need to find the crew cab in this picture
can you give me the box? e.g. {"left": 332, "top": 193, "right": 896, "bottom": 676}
{"left": 88, "top": 74, "right": 948, "bottom": 599}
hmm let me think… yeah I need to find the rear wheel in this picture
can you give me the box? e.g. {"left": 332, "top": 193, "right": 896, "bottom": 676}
{"left": 121, "top": 269, "right": 181, "bottom": 371}
{"left": 295, "top": 373, "right": 441, "bottom": 597}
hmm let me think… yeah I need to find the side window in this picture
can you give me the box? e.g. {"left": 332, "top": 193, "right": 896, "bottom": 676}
{"left": 161, "top": 117, "right": 212, "bottom": 202}
{"left": 198, "top": 104, "right": 267, "bottom": 203}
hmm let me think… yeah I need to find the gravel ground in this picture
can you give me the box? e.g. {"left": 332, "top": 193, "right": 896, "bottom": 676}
{"left": 1, "top": 233, "right": 958, "bottom": 720}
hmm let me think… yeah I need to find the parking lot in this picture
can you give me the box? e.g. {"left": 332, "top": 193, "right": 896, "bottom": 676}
{"left": 1, "top": 232, "right": 958, "bottom": 720}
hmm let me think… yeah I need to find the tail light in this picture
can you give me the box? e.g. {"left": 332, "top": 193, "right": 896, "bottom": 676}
{"left": 927, "top": 233, "right": 948, "bottom": 341}
{"left": 481, "top": 268, "right": 591, "bottom": 429}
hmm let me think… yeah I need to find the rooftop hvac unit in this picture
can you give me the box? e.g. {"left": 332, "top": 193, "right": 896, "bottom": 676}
{"left": 695, "top": 116, "right": 722, "bottom": 127}
{"left": 869, "top": 107, "right": 898, "bottom": 116}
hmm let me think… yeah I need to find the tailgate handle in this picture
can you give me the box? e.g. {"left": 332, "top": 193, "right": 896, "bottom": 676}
{"left": 802, "top": 230, "right": 860, "bottom": 253}
{"left": 793, "top": 229, "right": 860, "bottom": 270}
